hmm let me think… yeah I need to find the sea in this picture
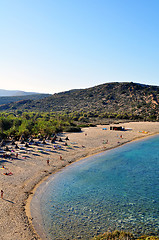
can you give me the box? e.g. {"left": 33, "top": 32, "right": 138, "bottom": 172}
{"left": 30, "top": 135, "right": 159, "bottom": 240}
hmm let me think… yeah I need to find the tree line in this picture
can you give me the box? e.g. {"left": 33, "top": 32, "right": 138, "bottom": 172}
{"left": 0, "top": 110, "right": 158, "bottom": 140}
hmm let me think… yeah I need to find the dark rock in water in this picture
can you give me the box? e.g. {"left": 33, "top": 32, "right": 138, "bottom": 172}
{"left": 76, "top": 236, "right": 82, "bottom": 239}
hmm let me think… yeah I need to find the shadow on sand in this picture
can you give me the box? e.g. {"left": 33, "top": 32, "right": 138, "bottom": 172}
{"left": 2, "top": 198, "right": 15, "bottom": 204}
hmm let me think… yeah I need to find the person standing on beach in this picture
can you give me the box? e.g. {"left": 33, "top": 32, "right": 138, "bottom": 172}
{"left": 1, "top": 190, "right": 4, "bottom": 199}
{"left": 47, "top": 159, "right": 50, "bottom": 166}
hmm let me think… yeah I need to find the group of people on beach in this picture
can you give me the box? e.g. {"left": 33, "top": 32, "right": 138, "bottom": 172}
{"left": 0, "top": 134, "right": 71, "bottom": 203}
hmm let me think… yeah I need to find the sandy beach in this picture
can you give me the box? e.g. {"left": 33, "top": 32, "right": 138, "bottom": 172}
{"left": 0, "top": 121, "right": 159, "bottom": 240}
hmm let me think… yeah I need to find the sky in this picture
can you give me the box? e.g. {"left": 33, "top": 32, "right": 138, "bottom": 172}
{"left": 0, "top": 0, "right": 159, "bottom": 94}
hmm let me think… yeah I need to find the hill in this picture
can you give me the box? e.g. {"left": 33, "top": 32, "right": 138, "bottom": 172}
{"left": 0, "top": 94, "right": 51, "bottom": 107}
{"left": 0, "top": 82, "right": 158, "bottom": 121}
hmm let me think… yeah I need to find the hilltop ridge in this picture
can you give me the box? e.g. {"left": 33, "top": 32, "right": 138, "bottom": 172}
{"left": 0, "top": 82, "right": 158, "bottom": 121}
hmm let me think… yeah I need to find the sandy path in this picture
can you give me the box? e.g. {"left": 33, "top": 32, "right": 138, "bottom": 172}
{"left": 0, "top": 122, "right": 159, "bottom": 240}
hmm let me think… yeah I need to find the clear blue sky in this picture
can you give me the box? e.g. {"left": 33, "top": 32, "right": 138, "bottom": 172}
{"left": 0, "top": 0, "right": 159, "bottom": 94}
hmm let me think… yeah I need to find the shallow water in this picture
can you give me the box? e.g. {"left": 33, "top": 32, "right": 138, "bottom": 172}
{"left": 31, "top": 135, "right": 159, "bottom": 239}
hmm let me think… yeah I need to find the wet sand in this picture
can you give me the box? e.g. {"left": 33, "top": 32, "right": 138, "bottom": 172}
{"left": 0, "top": 122, "right": 159, "bottom": 240}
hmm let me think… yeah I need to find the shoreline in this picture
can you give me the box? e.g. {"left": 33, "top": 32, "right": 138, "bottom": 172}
{"left": 26, "top": 130, "right": 159, "bottom": 240}
{"left": 0, "top": 122, "right": 159, "bottom": 240}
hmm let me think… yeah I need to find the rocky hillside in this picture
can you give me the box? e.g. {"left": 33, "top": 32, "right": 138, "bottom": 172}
{"left": 0, "top": 82, "right": 159, "bottom": 120}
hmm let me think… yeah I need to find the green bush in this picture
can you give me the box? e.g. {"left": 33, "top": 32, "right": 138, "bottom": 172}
{"left": 92, "top": 230, "right": 135, "bottom": 240}
{"left": 92, "top": 231, "right": 159, "bottom": 240}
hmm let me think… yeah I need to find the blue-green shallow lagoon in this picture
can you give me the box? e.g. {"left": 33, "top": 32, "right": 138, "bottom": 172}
{"left": 31, "top": 135, "right": 159, "bottom": 239}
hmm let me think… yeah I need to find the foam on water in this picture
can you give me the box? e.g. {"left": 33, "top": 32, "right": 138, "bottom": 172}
{"left": 31, "top": 135, "right": 159, "bottom": 239}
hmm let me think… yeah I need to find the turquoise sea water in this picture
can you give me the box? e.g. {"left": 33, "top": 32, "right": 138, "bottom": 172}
{"left": 31, "top": 135, "right": 159, "bottom": 239}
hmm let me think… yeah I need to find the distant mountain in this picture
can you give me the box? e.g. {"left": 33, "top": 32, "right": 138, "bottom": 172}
{"left": 0, "top": 94, "right": 51, "bottom": 106}
{"left": 0, "top": 89, "right": 39, "bottom": 97}
{"left": 0, "top": 82, "right": 159, "bottom": 121}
